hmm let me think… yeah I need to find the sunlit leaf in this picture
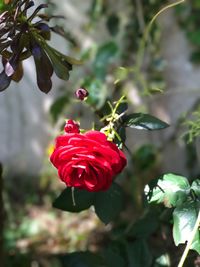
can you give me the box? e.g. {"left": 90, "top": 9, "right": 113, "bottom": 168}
{"left": 173, "top": 201, "right": 200, "bottom": 253}
{"left": 145, "top": 173, "right": 190, "bottom": 207}
{"left": 154, "top": 254, "right": 171, "bottom": 267}
{"left": 191, "top": 179, "right": 200, "bottom": 199}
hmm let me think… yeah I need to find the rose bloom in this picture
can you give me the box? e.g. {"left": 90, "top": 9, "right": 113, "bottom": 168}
{"left": 50, "top": 120, "right": 127, "bottom": 192}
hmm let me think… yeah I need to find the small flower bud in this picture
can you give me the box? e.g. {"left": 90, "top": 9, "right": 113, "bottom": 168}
{"left": 75, "top": 88, "right": 89, "bottom": 101}
{"left": 64, "top": 120, "right": 80, "bottom": 133}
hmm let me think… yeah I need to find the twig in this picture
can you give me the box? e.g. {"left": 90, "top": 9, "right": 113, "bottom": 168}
{"left": 136, "top": 0, "right": 185, "bottom": 71}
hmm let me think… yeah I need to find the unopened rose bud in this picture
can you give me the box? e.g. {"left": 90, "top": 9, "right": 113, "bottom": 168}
{"left": 64, "top": 119, "right": 80, "bottom": 133}
{"left": 75, "top": 88, "right": 89, "bottom": 101}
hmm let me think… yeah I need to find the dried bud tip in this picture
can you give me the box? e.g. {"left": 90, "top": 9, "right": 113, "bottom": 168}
{"left": 75, "top": 88, "right": 89, "bottom": 101}
{"left": 64, "top": 119, "right": 80, "bottom": 133}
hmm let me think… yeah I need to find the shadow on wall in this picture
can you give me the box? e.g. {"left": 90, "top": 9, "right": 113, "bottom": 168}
{"left": 0, "top": 58, "right": 54, "bottom": 177}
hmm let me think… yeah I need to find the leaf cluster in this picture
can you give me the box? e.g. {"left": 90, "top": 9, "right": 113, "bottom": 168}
{"left": 146, "top": 174, "right": 200, "bottom": 253}
{"left": 0, "top": 0, "right": 81, "bottom": 93}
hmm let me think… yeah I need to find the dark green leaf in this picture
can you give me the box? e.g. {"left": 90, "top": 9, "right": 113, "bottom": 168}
{"left": 51, "top": 26, "right": 78, "bottom": 47}
{"left": 59, "top": 251, "right": 107, "bottom": 267}
{"left": 12, "top": 62, "right": 23, "bottom": 82}
{"left": 84, "top": 78, "right": 108, "bottom": 110}
{"left": 145, "top": 174, "right": 190, "bottom": 207}
{"left": 0, "top": 70, "right": 11, "bottom": 92}
{"left": 44, "top": 44, "right": 72, "bottom": 80}
{"left": 102, "top": 247, "right": 126, "bottom": 267}
{"left": 122, "top": 113, "right": 169, "bottom": 130}
{"left": 187, "top": 31, "right": 200, "bottom": 46}
{"left": 173, "top": 201, "right": 200, "bottom": 253}
{"left": 114, "top": 126, "right": 126, "bottom": 148}
{"left": 53, "top": 187, "right": 95, "bottom": 213}
{"left": 32, "top": 43, "right": 53, "bottom": 93}
{"left": 190, "top": 51, "right": 200, "bottom": 64}
{"left": 37, "top": 39, "right": 81, "bottom": 81}
{"left": 128, "top": 210, "right": 159, "bottom": 238}
{"left": 134, "top": 144, "right": 157, "bottom": 171}
{"left": 36, "top": 23, "right": 51, "bottom": 40}
{"left": 94, "top": 183, "right": 124, "bottom": 224}
{"left": 106, "top": 14, "right": 120, "bottom": 36}
{"left": 116, "top": 97, "right": 128, "bottom": 114}
{"left": 93, "top": 42, "right": 118, "bottom": 79}
{"left": 126, "top": 240, "right": 153, "bottom": 267}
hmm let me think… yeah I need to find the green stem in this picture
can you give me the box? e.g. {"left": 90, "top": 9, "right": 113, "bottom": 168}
{"left": 136, "top": 0, "right": 185, "bottom": 71}
{"left": 177, "top": 209, "right": 200, "bottom": 267}
{"left": 71, "top": 187, "right": 76, "bottom": 206}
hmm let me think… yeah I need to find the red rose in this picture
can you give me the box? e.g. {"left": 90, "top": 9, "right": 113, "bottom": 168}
{"left": 64, "top": 119, "right": 80, "bottom": 134}
{"left": 50, "top": 125, "right": 127, "bottom": 192}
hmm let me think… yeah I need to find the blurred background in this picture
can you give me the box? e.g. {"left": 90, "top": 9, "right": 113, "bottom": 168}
{"left": 1, "top": 0, "right": 200, "bottom": 266}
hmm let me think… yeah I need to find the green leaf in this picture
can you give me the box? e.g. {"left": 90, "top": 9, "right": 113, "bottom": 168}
{"left": 50, "top": 95, "right": 69, "bottom": 122}
{"left": 0, "top": 2, "right": 4, "bottom": 10}
{"left": 59, "top": 251, "right": 107, "bottom": 267}
{"left": 191, "top": 179, "right": 200, "bottom": 199}
{"left": 128, "top": 210, "right": 159, "bottom": 238}
{"left": 0, "top": 0, "right": 7, "bottom": 11}
{"left": 43, "top": 44, "right": 73, "bottom": 80}
{"left": 53, "top": 187, "right": 95, "bottom": 213}
{"left": 187, "top": 31, "right": 200, "bottom": 46}
{"left": 35, "top": 34, "right": 81, "bottom": 81}
{"left": 134, "top": 144, "right": 157, "bottom": 171}
{"left": 84, "top": 78, "right": 108, "bottom": 110}
{"left": 94, "top": 183, "right": 124, "bottom": 224}
{"left": 145, "top": 174, "right": 190, "bottom": 207}
{"left": 173, "top": 201, "right": 200, "bottom": 253}
{"left": 190, "top": 51, "right": 200, "bottom": 64}
{"left": 154, "top": 254, "right": 170, "bottom": 267}
{"left": 122, "top": 113, "right": 169, "bottom": 130}
{"left": 125, "top": 240, "right": 153, "bottom": 267}
{"left": 114, "top": 126, "right": 126, "bottom": 149}
{"left": 114, "top": 67, "right": 129, "bottom": 84}
{"left": 102, "top": 247, "right": 126, "bottom": 267}
{"left": 93, "top": 42, "right": 118, "bottom": 79}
